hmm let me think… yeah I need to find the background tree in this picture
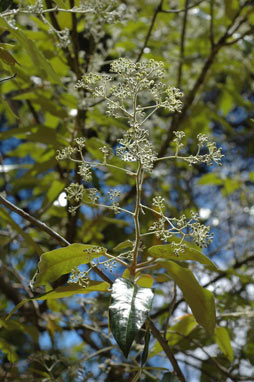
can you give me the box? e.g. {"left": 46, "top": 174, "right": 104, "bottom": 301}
{"left": 0, "top": 1, "right": 254, "bottom": 381}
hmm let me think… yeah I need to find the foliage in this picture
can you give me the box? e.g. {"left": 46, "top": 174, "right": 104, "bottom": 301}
{"left": 0, "top": 1, "right": 254, "bottom": 381}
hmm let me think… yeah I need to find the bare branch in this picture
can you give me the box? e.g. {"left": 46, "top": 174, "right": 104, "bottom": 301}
{"left": 136, "top": 0, "right": 163, "bottom": 62}
{"left": 177, "top": 0, "right": 190, "bottom": 88}
{"left": 161, "top": 0, "right": 205, "bottom": 14}
{"left": 148, "top": 318, "right": 186, "bottom": 382}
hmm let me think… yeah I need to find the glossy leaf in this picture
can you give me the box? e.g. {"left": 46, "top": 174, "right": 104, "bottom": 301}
{"left": 159, "top": 261, "right": 216, "bottom": 335}
{"left": 109, "top": 277, "right": 154, "bottom": 357}
{"left": 148, "top": 242, "right": 217, "bottom": 271}
{"left": 214, "top": 326, "right": 234, "bottom": 362}
{"left": 34, "top": 244, "right": 106, "bottom": 287}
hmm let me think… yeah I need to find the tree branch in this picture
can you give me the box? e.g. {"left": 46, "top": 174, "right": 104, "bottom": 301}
{"left": 161, "top": 0, "right": 205, "bottom": 14}
{"left": 0, "top": 194, "right": 113, "bottom": 285}
{"left": 136, "top": 0, "right": 163, "bottom": 63}
{"left": 148, "top": 317, "right": 186, "bottom": 382}
{"left": 177, "top": 0, "right": 190, "bottom": 88}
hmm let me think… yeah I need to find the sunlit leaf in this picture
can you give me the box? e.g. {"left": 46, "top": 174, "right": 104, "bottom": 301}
{"left": 34, "top": 244, "right": 107, "bottom": 287}
{"left": 36, "top": 281, "right": 110, "bottom": 299}
{"left": 149, "top": 242, "right": 217, "bottom": 271}
{"left": 159, "top": 261, "right": 216, "bottom": 335}
{"left": 214, "top": 326, "right": 234, "bottom": 362}
{"left": 136, "top": 274, "right": 154, "bottom": 288}
{"left": 113, "top": 239, "right": 133, "bottom": 252}
{"left": 0, "top": 17, "right": 61, "bottom": 83}
{"left": 109, "top": 277, "right": 154, "bottom": 357}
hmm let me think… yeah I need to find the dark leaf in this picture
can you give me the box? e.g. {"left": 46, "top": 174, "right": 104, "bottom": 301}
{"left": 109, "top": 277, "right": 153, "bottom": 357}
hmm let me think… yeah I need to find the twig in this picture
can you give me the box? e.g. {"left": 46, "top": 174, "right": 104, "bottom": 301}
{"left": 177, "top": 0, "right": 190, "bottom": 88}
{"left": 209, "top": 0, "right": 215, "bottom": 47}
{"left": 157, "top": 0, "right": 251, "bottom": 159}
{"left": 0, "top": 6, "right": 94, "bottom": 18}
{"left": 148, "top": 318, "right": 186, "bottom": 382}
{"left": 161, "top": 0, "right": 205, "bottom": 14}
{"left": 82, "top": 345, "right": 115, "bottom": 361}
{"left": 136, "top": 0, "right": 163, "bottom": 62}
{"left": 0, "top": 73, "right": 16, "bottom": 83}
{"left": 0, "top": 194, "right": 113, "bottom": 285}
{"left": 163, "top": 282, "right": 177, "bottom": 339}
{"left": 0, "top": 194, "right": 69, "bottom": 246}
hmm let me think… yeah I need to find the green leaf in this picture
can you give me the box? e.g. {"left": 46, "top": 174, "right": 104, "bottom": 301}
{"left": 109, "top": 277, "right": 154, "bottom": 357}
{"left": 222, "top": 178, "right": 241, "bottom": 196}
{"left": 41, "top": 179, "right": 65, "bottom": 209}
{"left": 150, "top": 314, "right": 197, "bottom": 358}
{"left": 34, "top": 244, "right": 107, "bottom": 287}
{"left": 0, "top": 17, "right": 61, "bottom": 84}
{"left": 36, "top": 281, "right": 110, "bottom": 299}
{"left": 214, "top": 326, "right": 234, "bottom": 362}
{"left": 0, "top": 338, "right": 18, "bottom": 362}
{"left": 159, "top": 261, "right": 216, "bottom": 335}
{"left": 113, "top": 239, "right": 133, "bottom": 252}
{"left": 224, "top": 0, "right": 238, "bottom": 20}
{"left": 6, "top": 282, "right": 110, "bottom": 320}
{"left": 148, "top": 242, "right": 217, "bottom": 271}
{"left": 198, "top": 173, "right": 223, "bottom": 186}
{"left": 136, "top": 274, "right": 154, "bottom": 288}
{"left": 161, "top": 373, "right": 181, "bottom": 382}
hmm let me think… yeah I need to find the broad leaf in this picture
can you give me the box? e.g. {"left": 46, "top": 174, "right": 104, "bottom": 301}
{"left": 36, "top": 281, "right": 110, "bottom": 300}
{"left": 109, "top": 277, "right": 154, "bottom": 357}
{"left": 6, "top": 282, "right": 110, "bottom": 320}
{"left": 136, "top": 274, "right": 154, "bottom": 288}
{"left": 148, "top": 242, "right": 217, "bottom": 271}
{"left": 159, "top": 261, "right": 216, "bottom": 335}
{"left": 34, "top": 244, "right": 106, "bottom": 287}
{"left": 214, "top": 326, "right": 234, "bottom": 362}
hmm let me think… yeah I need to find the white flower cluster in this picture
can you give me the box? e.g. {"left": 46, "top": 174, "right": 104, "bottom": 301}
{"left": 149, "top": 210, "right": 213, "bottom": 250}
{"left": 117, "top": 128, "right": 157, "bottom": 172}
{"left": 77, "top": 58, "right": 183, "bottom": 124}
{"left": 172, "top": 131, "right": 223, "bottom": 166}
